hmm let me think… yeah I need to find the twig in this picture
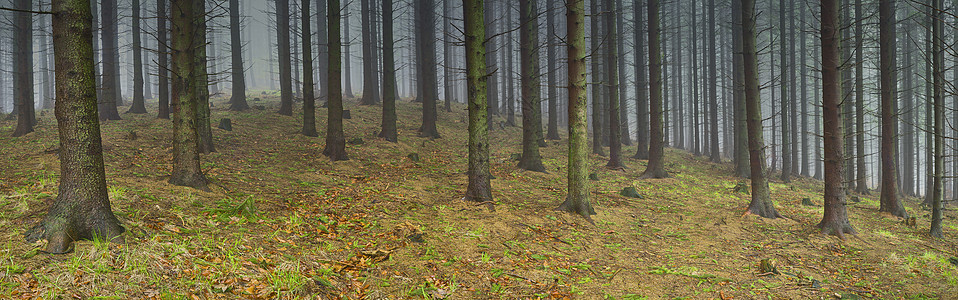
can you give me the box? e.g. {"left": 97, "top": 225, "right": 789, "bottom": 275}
{"left": 0, "top": 7, "right": 53, "bottom": 14}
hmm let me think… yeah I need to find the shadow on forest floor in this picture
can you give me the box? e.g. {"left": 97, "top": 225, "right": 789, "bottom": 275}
{"left": 0, "top": 94, "right": 955, "bottom": 299}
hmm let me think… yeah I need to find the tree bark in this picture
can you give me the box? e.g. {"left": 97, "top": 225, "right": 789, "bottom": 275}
{"left": 359, "top": 0, "right": 380, "bottom": 105}
{"left": 277, "top": 0, "right": 294, "bottom": 115}
{"left": 605, "top": 0, "right": 623, "bottom": 169}
{"left": 416, "top": 0, "right": 441, "bottom": 139}
{"left": 11, "top": 0, "right": 35, "bottom": 137}
{"left": 732, "top": 0, "right": 749, "bottom": 177}
{"left": 742, "top": 0, "right": 781, "bottom": 219}
{"left": 379, "top": 0, "right": 398, "bottom": 142}
{"left": 818, "top": 0, "right": 855, "bottom": 239}
{"left": 878, "top": 0, "right": 907, "bottom": 218}
{"left": 169, "top": 0, "right": 209, "bottom": 191}
{"left": 557, "top": 0, "right": 595, "bottom": 221}
{"left": 343, "top": 2, "right": 355, "bottom": 98}
{"left": 930, "top": 0, "right": 944, "bottom": 238}
{"left": 302, "top": 0, "right": 317, "bottom": 137}
{"left": 194, "top": 0, "right": 214, "bottom": 154}
{"left": 98, "top": 0, "right": 121, "bottom": 121}
{"left": 324, "top": 0, "right": 349, "bottom": 161}
{"left": 639, "top": 0, "right": 668, "bottom": 179}
{"left": 615, "top": 0, "right": 631, "bottom": 146}
{"left": 26, "top": 0, "right": 125, "bottom": 254}
{"left": 708, "top": 0, "right": 719, "bottom": 163}
{"left": 779, "top": 0, "right": 791, "bottom": 182}
{"left": 545, "top": 0, "right": 560, "bottom": 140}
{"left": 229, "top": 0, "right": 249, "bottom": 111}
{"left": 464, "top": 0, "right": 492, "bottom": 203}
{"left": 128, "top": 0, "right": 147, "bottom": 114}
{"left": 157, "top": 0, "right": 170, "bottom": 119}
{"left": 517, "top": 0, "right": 546, "bottom": 172}
{"left": 316, "top": 0, "right": 329, "bottom": 102}
{"left": 854, "top": 0, "right": 868, "bottom": 194}
{"left": 632, "top": 0, "right": 649, "bottom": 160}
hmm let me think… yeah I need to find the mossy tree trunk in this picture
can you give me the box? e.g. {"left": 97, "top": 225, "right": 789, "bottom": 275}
{"left": 379, "top": 0, "right": 398, "bottom": 142}
{"left": 228, "top": 0, "right": 249, "bottom": 111}
{"left": 169, "top": 0, "right": 209, "bottom": 191}
{"left": 878, "top": 0, "right": 907, "bottom": 218}
{"left": 301, "top": 0, "right": 317, "bottom": 137}
{"left": 323, "top": 0, "right": 349, "bottom": 161}
{"left": 639, "top": 0, "right": 668, "bottom": 179}
{"left": 26, "top": 0, "right": 126, "bottom": 254}
{"left": 742, "top": 0, "right": 781, "bottom": 219}
{"left": 557, "top": 0, "right": 595, "bottom": 221}
{"left": 517, "top": 0, "right": 546, "bottom": 173}
{"left": 818, "top": 0, "right": 855, "bottom": 238}
{"left": 463, "top": 0, "right": 492, "bottom": 203}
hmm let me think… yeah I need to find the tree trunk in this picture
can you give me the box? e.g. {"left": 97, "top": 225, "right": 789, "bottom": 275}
{"left": 633, "top": 0, "right": 649, "bottom": 160}
{"left": 302, "top": 0, "right": 317, "bottom": 137}
{"left": 517, "top": 0, "right": 546, "bottom": 172}
{"left": 779, "top": 0, "right": 791, "bottom": 182}
{"left": 788, "top": 0, "right": 798, "bottom": 175}
{"left": 442, "top": 0, "right": 454, "bottom": 112}
{"left": 229, "top": 0, "right": 249, "bottom": 111}
{"left": 854, "top": 0, "right": 868, "bottom": 194}
{"left": 799, "top": 2, "right": 809, "bottom": 177}
{"left": 324, "top": 0, "right": 349, "bottom": 161}
{"left": 545, "top": 0, "right": 560, "bottom": 140}
{"left": 379, "top": 0, "right": 398, "bottom": 142}
{"left": 169, "top": 0, "right": 209, "bottom": 191}
{"left": 316, "top": 0, "right": 329, "bottom": 102}
{"left": 692, "top": 1, "right": 701, "bottom": 156}
{"left": 708, "top": 0, "right": 720, "bottom": 163}
{"left": 277, "top": 0, "right": 294, "bottom": 115}
{"left": 194, "top": 0, "right": 214, "bottom": 154}
{"left": 99, "top": 0, "right": 121, "bottom": 121}
{"left": 639, "top": 0, "right": 668, "bottom": 179}
{"left": 11, "top": 0, "right": 35, "bottom": 137}
{"left": 157, "top": 0, "right": 170, "bottom": 119}
{"left": 818, "top": 0, "right": 855, "bottom": 239}
{"left": 26, "top": 0, "right": 125, "bottom": 254}
{"left": 841, "top": 0, "right": 855, "bottom": 193}
{"left": 732, "top": 0, "right": 749, "bottom": 177}
{"left": 417, "top": 0, "right": 441, "bottom": 139}
{"left": 505, "top": 2, "right": 516, "bottom": 127}
{"left": 557, "top": 0, "right": 595, "bottom": 221}
{"left": 930, "top": 0, "right": 944, "bottom": 238}
{"left": 742, "top": 0, "right": 781, "bottom": 219}
{"left": 359, "top": 0, "right": 380, "bottom": 105}
{"left": 923, "top": 6, "right": 933, "bottom": 204}
{"left": 878, "top": 0, "right": 907, "bottom": 218}
{"left": 343, "top": 3, "right": 355, "bottom": 99}
{"left": 39, "top": 8, "right": 53, "bottom": 110}
{"left": 615, "top": 0, "right": 631, "bottom": 146}
{"left": 605, "top": 0, "right": 623, "bottom": 169}
{"left": 589, "top": 0, "right": 605, "bottom": 156}
{"left": 464, "top": 0, "right": 492, "bottom": 203}
{"left": 128, "top": 0, "right": 147, "bottom": 114}
{"left": 484, "top": 0, "right": 499, "bottom": 129}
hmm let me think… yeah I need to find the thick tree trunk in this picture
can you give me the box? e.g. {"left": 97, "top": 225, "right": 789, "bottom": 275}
{"left": 27, "top": 0, "right": 125, "bottom": 254}
{"left": 742, "top": 0, "right": 781, "bottom": 219}
{"left": 633, "top": 0, "right": 650, "bottom": 160}
{"left": 878, "top": 0, "right": 907, "bottom": 218}
{"left": 129, "top": 0, "right": 147, "bottom": 114}
{"left": 277, "top": 0, "right": 294, "bottom": 115}
{"left": 169, "top": 0, "right": 209, "bottom": 191}
{"left": 229, "top": 0, "right": 249, "bottom": 111}
{"left": 324, "top": 0, "right": 349, "bottom": 161}
{"left": 379, "top": 0, "right": 398, "bottom": 142}
{"left": 11, "top": 0, "right": 35, "bottom": 137}
{"left": 464, "top": 0, "right": 492, "bottom": 203}
{"left": 194, "top": 0, "right": 214, "bottom": 154}
{"left": 557, "top": 0, "right": 595, "bottom": 221}
{"left": 639, "top": 0, "right": 668, "bottom": 179}
{"left": 818, "top": 0, "right": 855, "bottom": 239}
{"left": 99, "top": 0, "right": 121, "bottom": 121}
{"left": 157, "top": 0, "right": 170, "bottom": 119}
{"left": 517, "top": 0, "right": 546, "bottom": 172}
{"left": 302, "top": 0, "right": 317, "bottom": 137}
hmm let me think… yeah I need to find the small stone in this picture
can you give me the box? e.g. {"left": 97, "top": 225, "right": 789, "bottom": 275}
{"left": 407, "top": 153, "right": 420, "bottom": 162}
{"left": 948, "top": 257, "right": 958, "bottom": 267}
{"left": 343, "top": 110, "right": 352, "bottom": 119}
{"left": 510, "top": 153, "right": 521, "bottom": 161}
{"left": 849, "top": 196, "right": 861, "bottom": 203}
{"left": 802, "top": 198, "right": 816, "bottom": 206}
{"left": 253, "top": 97, "right": 261, "bottom": 101}
{"left": 348, "top": 137, "right": 364, "bottom": 145}
{"left": 620, "top": 187, "right": 643, "bottom": 198}
{"left": 217, "top": 118, "right": 233, "bottom": 131}
{"left": 407, "top": 233, "right": 424, "bottom": 243}
{"left": 254, "top": 105, "right": 266, "bottom": 110}
{"left": 588, "top": 173, "right": 599, "bottom": 181}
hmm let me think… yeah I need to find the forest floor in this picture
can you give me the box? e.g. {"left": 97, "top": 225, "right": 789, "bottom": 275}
{"left": 0, "top": 94, "right": 956, "bottom": 299}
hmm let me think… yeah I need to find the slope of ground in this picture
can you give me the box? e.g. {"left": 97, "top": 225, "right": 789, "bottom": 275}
{"left": 0, "top": 94, "right": 956, "bottom": 299}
